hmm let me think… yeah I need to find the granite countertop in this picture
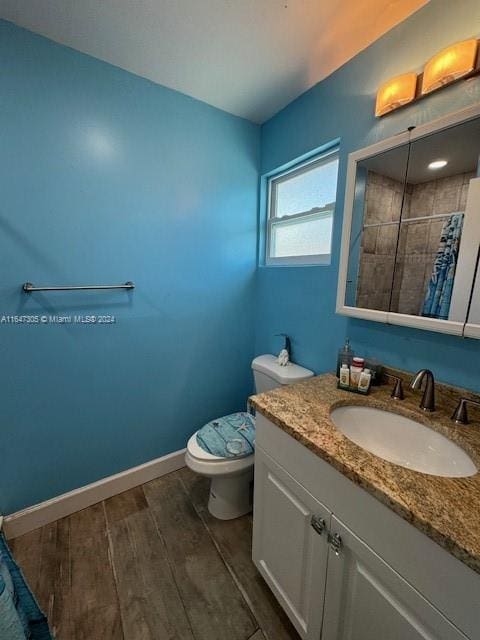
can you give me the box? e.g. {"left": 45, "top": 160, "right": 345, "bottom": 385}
{"left": 250, "top": 373, "right": 480, "bottom": 575}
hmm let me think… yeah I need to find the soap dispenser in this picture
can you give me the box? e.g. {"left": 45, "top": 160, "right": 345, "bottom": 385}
{"left": 336, "top": 338, "right": 354, "bottom": 377}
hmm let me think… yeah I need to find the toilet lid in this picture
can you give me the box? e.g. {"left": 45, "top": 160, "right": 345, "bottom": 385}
{"left": 196, "top": 412, "right": 255, "bottom": 459}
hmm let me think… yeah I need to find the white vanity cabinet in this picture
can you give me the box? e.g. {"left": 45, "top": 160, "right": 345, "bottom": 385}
{"left": 253, "top": 448, "right": 330, "bottom": 639}
{"left": 252, "top": 414, "right": 480, "bottom": 640}
{"left": 321, "top": 516, "right": 467, "bottom": 640}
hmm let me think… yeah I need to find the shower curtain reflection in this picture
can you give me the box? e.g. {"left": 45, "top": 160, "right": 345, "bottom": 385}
{"left": 422, "top": 213, "right": 464, "bottom": 320}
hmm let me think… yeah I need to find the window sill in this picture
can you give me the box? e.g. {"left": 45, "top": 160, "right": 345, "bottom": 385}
{"left": 264, "top": 254, "right": 331, "bottom": 267}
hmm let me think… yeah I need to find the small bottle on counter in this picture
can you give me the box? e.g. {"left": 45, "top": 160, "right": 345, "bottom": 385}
{"left": 350, "top": 357, "right": 364, "bottom": 387}
{"left": 358, "top": 368, "right": 372, "bottom": 393}
{"left": 339, "top": 364, "right": 350, "bottom": 388}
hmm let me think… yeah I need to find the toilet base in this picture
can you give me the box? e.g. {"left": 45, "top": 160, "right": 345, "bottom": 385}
{"left": 208, "top": 467, "right": 254, "bottom": 520}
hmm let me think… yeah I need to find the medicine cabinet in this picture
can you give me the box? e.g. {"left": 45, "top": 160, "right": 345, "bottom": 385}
{"left": 337, "top": 103, "right": 480, "bottom": 338}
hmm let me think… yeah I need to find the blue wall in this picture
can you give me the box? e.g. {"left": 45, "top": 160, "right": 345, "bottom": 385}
{"left": 0, "top": 21, "right": 259, "bottom": 513}
{"left": 3, "top": 0, "right": 480, "bottom": 514}
{"left": 257, "top": 0, "right": 480, "bottom": 392}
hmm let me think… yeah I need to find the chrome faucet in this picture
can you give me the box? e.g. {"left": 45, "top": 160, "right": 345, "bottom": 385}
{"left": 410, "top": 369, "right": 435, "bottom": 412}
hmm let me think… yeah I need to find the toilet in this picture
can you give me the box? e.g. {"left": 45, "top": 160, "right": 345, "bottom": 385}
{"left": 185, "top": 354, "right": 314, "bottom": 520}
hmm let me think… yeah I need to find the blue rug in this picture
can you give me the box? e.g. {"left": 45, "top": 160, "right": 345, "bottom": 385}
{"left": 0, "top": 533, "right": 53, "bottom": 640}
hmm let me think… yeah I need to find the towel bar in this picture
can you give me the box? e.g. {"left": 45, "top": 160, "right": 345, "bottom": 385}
{"left": 22, "top": 282, "right": 134, "bottom": 292}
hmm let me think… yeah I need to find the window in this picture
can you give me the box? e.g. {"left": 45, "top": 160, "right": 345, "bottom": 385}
{"left": 266, "top": 149, "right": 339, "bottom": 265}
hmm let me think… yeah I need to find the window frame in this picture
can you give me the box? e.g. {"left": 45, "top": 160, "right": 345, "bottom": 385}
{"left": 265, "top": 148, "right": 339, "bottom": 266}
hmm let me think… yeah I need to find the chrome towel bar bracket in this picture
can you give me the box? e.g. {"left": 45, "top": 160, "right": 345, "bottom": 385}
{"left": 22, "top": 282, "right": 135, "bottom": 293}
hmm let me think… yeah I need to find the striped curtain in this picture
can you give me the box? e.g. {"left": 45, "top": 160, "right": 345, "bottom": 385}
{"left": 422, "top": 213, "right": 464, "bottom": 320}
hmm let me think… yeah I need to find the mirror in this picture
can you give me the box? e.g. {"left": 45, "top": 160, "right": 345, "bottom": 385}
{"left": 345, "top": 144, "right": 409, "bottom": 312}
{"left": 463, "top": 178, "right": 480, "bottom": 338}
{"left": 466, "top": 267, "right": 480, "bottom": 338}
{"left": 340, "top": 108, "right": 480, "bottom": 337}
{"left": 390, "top": 118, "right": 480, "bottom": 321}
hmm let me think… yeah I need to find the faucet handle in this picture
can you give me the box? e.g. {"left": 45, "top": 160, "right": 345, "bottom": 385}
{"left": 451, "top": 397, "right": 480, "bottom": 425}
{"left": 391, "top": 377, "right": 405, "bottom": 401}
{"left": 385, "top": 373, "right": 404, "bottom": 400}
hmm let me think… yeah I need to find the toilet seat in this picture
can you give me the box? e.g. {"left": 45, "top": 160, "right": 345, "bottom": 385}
{"left": 186, "top": 432, "right": 254, "bottom": 477}
{"left": 187, "top": 434, "right": 225, "bottom": 461}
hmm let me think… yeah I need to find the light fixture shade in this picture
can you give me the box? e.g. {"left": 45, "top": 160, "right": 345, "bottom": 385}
{"left": 375, "top": 73, "right": 417, "bottom": 117}
{"left": 421, "top": 39, "right": 478, "bottom": 95}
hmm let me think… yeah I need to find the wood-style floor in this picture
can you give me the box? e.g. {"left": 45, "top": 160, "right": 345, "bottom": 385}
{"left": 10, "top": 467, "right": 300, "bottom": 640}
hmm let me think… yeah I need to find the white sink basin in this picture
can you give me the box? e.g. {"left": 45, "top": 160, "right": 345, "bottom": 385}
{"left": 330, "top": 405, "right": 477, "bottom": 478}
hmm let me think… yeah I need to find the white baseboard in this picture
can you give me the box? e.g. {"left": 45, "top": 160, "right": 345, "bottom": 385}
{"left": 3, "top": 448, "right": 186, "bottom": 539}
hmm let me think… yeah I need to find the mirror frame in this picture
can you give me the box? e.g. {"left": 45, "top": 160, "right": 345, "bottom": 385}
{"left": 336, "top": 102, "right": 480, "bottom": 337}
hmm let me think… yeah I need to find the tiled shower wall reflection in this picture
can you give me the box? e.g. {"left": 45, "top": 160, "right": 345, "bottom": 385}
{"left": 356, "top": 172, "right": 402, "bottom": 311}
{"left": 357, "top": 170, "right": 474, "bottom": 314}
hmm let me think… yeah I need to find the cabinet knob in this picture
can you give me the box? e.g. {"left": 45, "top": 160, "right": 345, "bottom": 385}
{"left": 328, "top": 532, "right": 343, "bottom": 556}
{"left": 310, "top": 515, "right": 326, "bottom": 535}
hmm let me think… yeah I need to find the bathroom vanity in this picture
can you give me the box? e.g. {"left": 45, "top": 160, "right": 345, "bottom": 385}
{"left": 250, "top": 375, "right": 480, "bottom": 640}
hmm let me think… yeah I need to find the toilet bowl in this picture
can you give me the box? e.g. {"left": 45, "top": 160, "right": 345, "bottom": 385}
{"left": 185, "top": 354, "right": 314, "bottom": 520}
{"left": 185, "top": 433, "right": 254, "bottom": 519}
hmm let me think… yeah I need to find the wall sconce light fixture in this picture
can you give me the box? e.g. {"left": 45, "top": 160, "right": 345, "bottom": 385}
{"left": 421, "top": 39, "right": 478, "bottom": 95}
{"left": 375, "top": 73, "right": 418, "bottom": 117}
{"left": 375, "top": 38, "right": 480, "bottom": 117}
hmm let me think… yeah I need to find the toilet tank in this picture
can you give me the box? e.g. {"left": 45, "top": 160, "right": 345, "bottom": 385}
{"left": 251, "top": 354, "right": 314, "bottom": 393}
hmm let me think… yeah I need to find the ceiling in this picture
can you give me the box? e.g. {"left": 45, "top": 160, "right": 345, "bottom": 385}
{"left": 0, "top": 0, "right": 428, "bottom": 123}
{"left": 363, "top": 117, "right": 480, "bottom": 184}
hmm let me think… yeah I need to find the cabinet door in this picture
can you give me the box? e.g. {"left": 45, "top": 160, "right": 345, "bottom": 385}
{"left": 252, "top": 446, "right": 330, "bottom": 639}
{"left": 322, "top": 516, "right": 468, "bottom": 640}
{"left": 465, "top": 269, "right": 480, "bottom": 338}
{"left": 340, "top": 138, "right": 410, "bottom": 321}
{"left": 386, "top": 120, "right": 480, "bottom": 335}
{"left": 452, "top": 176, "right": 480, "bottom": 339}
